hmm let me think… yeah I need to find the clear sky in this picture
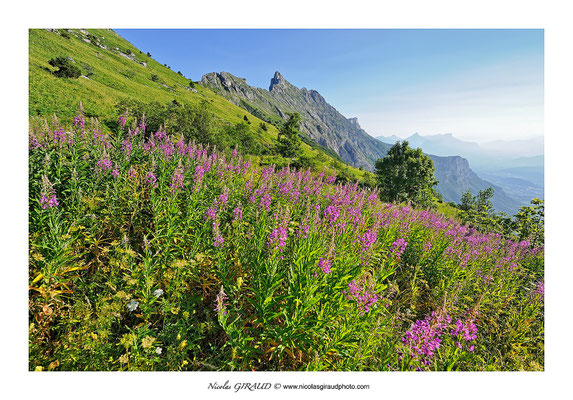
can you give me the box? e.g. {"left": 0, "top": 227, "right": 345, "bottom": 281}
{"left": 115, "top": 29, "right": 543, "bottom": 142}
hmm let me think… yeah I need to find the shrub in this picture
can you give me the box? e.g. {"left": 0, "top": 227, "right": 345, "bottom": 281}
{"left": 48, "top": 57, "right": 82, "bottom": 79}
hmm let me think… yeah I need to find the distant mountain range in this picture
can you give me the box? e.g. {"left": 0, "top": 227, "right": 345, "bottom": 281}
{"left": 376, "top": 133, "right": 544, "bottom": 170}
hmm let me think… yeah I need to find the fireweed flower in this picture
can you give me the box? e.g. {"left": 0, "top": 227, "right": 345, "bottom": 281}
{"left": 122, "top": 138, "right": 132, "bottom": 157}
{"left": 218, "top": 186, "right": 229, "bottom": 207}
{"left": 451, "top": 318, "right": 478, "bottom": 344}
{"left": 29, "top": 135, "right": 42, "bottom": 150}
{"left": 139, "top": 112, "right": 146, "bottom": 133}
{"left": 260, "top": 194, "right": 272, "bottom": 212}
{"left": 345, "top": 276, "right": 379, "bottom": 314}
{"left": 298, "top": 223, "right": 310, "bottom": 238}
{"left": 318, "top": 258, "right": 332, "bottom": 274}
{"left": 359, "top": 229, "right": 377, "bottom": 252}
{"left": 267, "top": 226, "right": 288, "bottom": 253}
{"left": 40, "top": 175, "right": 59, "bottom": 209}
{"left": 192, "top": 164, "right": 206, "bottom": 192}
{"left": 53, "top": 128, "right": 67, "bottom": 147}
{"left": 214, "top": 286, "right": 228, "bottom": 316}
{"left": 531, "top": 280, "right": 544, "bottom": 303}
{"left": 145, "top": 171, "right": 158, "bottom": 188}
{"left": 205, "top": 207, "right": 217, "bottom": 221}
{"left": 232, "top": 204, "right": 243, "bottom": 221}
{"left": 154, "top": 128, "right": 167, "bottom": 143}
{"left": 73, "top": 103, "right": 86, "bottom": 137}
{"left": 400, "top": 311, "right": 452, "bottom": 367}
{"left": 392, "top": 238, "right": 408, "bottom": 259}
{"left": 95, "top": 155, "right": 113, "bottom": 174}
{"left": 170, "top": 162, "right": 184, "bottom": 194}
{"left": 118, "top": 110, "right": 128, "bottom": 129}
{"left": 323, "top": 205, "right": 340, "bottom": 227}
{"left": 212, "top": 221, "right": 224, "bottom": 247}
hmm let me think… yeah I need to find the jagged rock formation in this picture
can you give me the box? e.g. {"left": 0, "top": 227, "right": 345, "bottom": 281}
{"left": 201, "top": 71, "right": 391, "bottom": 170}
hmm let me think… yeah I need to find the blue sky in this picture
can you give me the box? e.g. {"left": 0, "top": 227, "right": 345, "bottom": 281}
{"left": 116, "top": 29, "right": 543, "bottom": 142}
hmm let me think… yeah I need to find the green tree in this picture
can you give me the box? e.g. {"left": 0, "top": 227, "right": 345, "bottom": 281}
{"left": 513, "top": 198, "right": 544, "bottom": 247}
{"left": 458, "top": 187, "right": 502, "bottom": 232}
{"left": 374, "top": 141, "right": 438, "bottom": 207}
{"left": 460, "top": 187, "right": 494, "bottom": 214}
{"left": 276, "top": 112, "right": 302, "bottom": 158}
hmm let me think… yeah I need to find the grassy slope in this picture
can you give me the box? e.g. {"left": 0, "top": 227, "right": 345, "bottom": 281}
{"left": 29, "top": 29, "right": 365, "bottom": 178}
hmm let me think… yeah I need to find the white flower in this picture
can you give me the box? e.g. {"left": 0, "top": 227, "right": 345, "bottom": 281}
{"left": 153, "top": 288, "right": 164, "bottom": 298}
{"left": 155, "top": 347, "right": 163, "bottom": 355}
{"left": 127, "top": 299, "right": 139, "bottom": 312}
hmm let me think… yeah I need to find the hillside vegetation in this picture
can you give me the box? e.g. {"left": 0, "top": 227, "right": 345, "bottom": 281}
{"left": 29, "top": 112, "right": 543, "bottom": 371}
{"left": 29, "top": 29, "right": 366, "bottom": 181}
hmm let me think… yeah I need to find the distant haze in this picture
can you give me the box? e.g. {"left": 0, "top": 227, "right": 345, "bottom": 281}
{"left": 117, "top": 29, "right": 543, "bottom": 143}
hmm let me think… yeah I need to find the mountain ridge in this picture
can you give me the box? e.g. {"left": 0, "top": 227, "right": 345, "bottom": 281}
{"left": 201, "top": 71, "right": 392, "bottom": 170}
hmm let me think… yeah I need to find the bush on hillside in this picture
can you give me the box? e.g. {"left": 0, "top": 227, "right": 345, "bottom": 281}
{"left": 48, "top": 57, "right": 82, "bottom": 79}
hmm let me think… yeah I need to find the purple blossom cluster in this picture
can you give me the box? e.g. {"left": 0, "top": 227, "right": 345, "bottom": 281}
{"left": 359, "top": 229, "right": 377, "bottom": 252}
{"left": 96, "top": 156, "right": 113, "bottom": 174}
{"left": 170, "top": 163, "right": 185, "bottom": 194}
{"left": 451, "top": 318, "right": 477, "bottom": 352}
{"left": 145, "top": 171, "right": 158, "bottom": 188}
{"left": 401, "top": 311, "right": 479, "bottom": 369}
{"left": 400, "top": 311, "right": 452, "bottom": 367}
{"left": 345, "top": 277, "right": 379, "bottom": 314}
{"left": 40, "top": 175, "right": 59, "bottom": 209}
{"left": 392, "top": 238, "right": 408, "bottom": 259}
{"left": 118, "top": 111, "right": 128, "bottom": 129}
{"left": 318, "top": 258, "right": 332, "bottom": 274}
{"left": 267, "top": 226, "right": 288, "bottom": 253}
{"left": 232, "top": 203, "right": 243, "bottom": 221}
{"left": 214, "top": 286, "right": 228, "bottom": 316}
{"left": 531, "top": 280, "right": 544, "bottom": 303}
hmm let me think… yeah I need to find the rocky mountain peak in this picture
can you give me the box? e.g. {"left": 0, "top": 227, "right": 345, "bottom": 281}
{"left": 269, "top": 71, "right": 288, "bottom": 91}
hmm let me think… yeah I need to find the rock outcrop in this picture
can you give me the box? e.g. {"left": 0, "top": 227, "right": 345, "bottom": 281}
{"left": 201, "top": 71, "right": 391, "bottom": 170}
